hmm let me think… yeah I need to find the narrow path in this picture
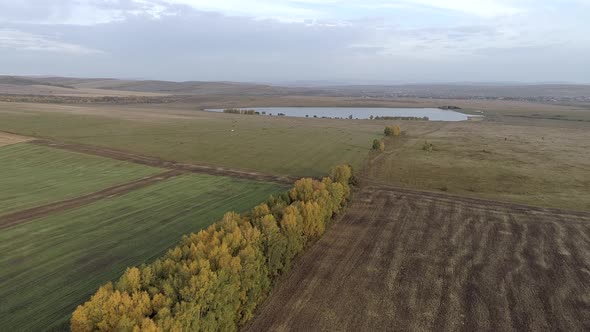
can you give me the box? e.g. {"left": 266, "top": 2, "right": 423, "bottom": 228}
{"left": 0, "top": 170, "right": 181, "bottom": 229}
{"left": 31, "top": 139, "right": 296, "bottom": 185}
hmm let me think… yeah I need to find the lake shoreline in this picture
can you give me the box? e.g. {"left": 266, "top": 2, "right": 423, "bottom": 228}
{"left": 205, "top": 107, "right": 480, "bottom": 122}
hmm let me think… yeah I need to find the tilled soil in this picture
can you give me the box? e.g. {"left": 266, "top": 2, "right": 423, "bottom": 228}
{"left": 31, "top": 139, "right": 296, "bottom": 185}
{"left": 246, "top": 185, "right": 590, "bottom": 332}
{"left": 0, "top": 170, "right": 181, "bottom": 228}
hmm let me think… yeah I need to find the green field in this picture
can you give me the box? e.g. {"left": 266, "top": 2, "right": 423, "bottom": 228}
{"left": 0, "top": 143, "right": 159, "bottom": 215}
{"left": 0, "top": 174, "right": 286, "bottom": 331}
{"left": 0, "top": 103, "right": 378, "bottom": 176}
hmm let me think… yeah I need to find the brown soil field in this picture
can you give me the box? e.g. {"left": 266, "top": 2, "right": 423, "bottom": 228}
{"left": 0, "top": 131, "right": 32, "bottom": 146}
{"left": 31, "top": 139, "right": 297, "bottom": 184}
{"left": 0, "top": 170, "right": 180, "bottom": 229}
{"left": 246, "top": 185, "right": 590, "bottom": 332}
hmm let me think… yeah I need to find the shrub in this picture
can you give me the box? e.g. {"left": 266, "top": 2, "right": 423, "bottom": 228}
{"left": 372, "top": 139, "right": 385, "bottom": 152}
{"left": 384, "top": 125, "right": 401, "bottom": 137}
{"left": 71, "top": 165, "right": 354, "bottom": 332}
{"left": 422, "top": 141, "right": 434, "bottom": 152}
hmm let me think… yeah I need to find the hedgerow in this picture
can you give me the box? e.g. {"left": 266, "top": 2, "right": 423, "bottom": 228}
{"left": 71, "top": 165, "right": 353, "bottom": 331}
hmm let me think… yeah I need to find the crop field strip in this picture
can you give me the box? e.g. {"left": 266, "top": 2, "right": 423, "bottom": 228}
{"left": 31, "top": 138, "right": 297, "bottom": 184}
{"left": 0, "top": 170, "right": 181, "bottom": 229}
{"left": 246, "top": 185, "right": 590, "bottom": 331}
{"left": 0, "top": 142, "right": 160, "bottom": 216}
{"left": 0, "top": 174, "right": 288, "bottom": 331}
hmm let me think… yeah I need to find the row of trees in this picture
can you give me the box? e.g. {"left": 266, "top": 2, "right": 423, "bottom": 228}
{"left": 374, "top": 116, "right": 429, "bottom": 121}
{"left": 71, "top": 165, "right": 354, "bottom": 332}
{"left": 223, "top": 109, "right": 258, "bottom": 115}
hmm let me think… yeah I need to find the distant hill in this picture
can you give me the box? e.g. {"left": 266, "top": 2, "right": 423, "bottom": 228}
{"left": 0, "top": 76, "right": 588, "bottom": 103}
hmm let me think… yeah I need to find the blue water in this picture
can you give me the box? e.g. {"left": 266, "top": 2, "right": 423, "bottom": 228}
{"left": 205, "top": 107, "right": 473, "bottom": 121}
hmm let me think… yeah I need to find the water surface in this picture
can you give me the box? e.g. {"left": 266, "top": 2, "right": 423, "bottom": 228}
{"left": 206, "top": 107, "right": 473, "bottom": 121}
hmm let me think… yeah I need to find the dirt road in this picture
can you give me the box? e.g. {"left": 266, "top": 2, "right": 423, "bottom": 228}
{"left": 246, "top": 186, "right": 590, "bottom": 331}
{"left": 0, "top": 131, "right": 31, "bottom": 147}
{"left": 0, "top": 171, "right": 181, "bottom": 228}
{"left": 31, "top": 139, "right": 296, "bottom": 185}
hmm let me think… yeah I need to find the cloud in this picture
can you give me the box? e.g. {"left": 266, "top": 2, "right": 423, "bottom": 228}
{"left": 0, "top": 29, "right": 102, "bottom": 54}
{"left": 0, "top": 0, "right": 588, "bottom": 82}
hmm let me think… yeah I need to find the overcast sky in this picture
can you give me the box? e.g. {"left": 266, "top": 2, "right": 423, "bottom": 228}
{"left": 0, "top": 0, "right": 589, "bottom": 83}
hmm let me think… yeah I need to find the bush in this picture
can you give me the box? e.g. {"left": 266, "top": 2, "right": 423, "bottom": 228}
{"left": 384, "top": 125, "right": 401, "bottom": 137}
{"left": 71, "top": 165, "right": 354, "bottom": 332}
{"left": 372, "top": 139, "right": 385, "bottom": 152}
{"left": 422, "top": 141, "right": 434, "bottom": 152}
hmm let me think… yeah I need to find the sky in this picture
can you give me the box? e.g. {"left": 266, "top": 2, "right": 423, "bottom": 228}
{"left": 0, "top": 0, "right": 589, "bottom": 83}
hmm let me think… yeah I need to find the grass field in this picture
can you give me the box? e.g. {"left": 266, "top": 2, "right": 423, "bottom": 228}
{"left": 1, "top": 101, "right": 588, "bottom": 210}
{"left": 363, "top": 121, "right": 590, "bottom": 211}
{"left": 247, "top": 186, "right": 590, "bottom": 331}
{"left": 0, "top": 174, "right": 286, "bottom": 331}
{"left": 0, "top": 143, "right": 159, "bottom": 216}
{"left": 0, "top": 102, "right": 378, "bottom": 177}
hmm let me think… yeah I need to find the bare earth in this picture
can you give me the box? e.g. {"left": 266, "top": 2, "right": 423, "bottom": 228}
{"left": 246, "top": 185, "right": 590, "bottom": 332}
{"left": 0, "top": 131, "right": 31, "bottom": 147}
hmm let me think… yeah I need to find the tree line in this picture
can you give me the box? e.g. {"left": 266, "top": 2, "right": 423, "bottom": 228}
{"left": 223, "top": 109, "right": 258, "bottom": 115}
{"left": 71, "top": 165, "right": 354, "bottom": 332}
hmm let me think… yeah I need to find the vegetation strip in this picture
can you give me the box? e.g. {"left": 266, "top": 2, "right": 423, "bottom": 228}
{"left": 71, "top": 165, "right": 353, "bottom": 331}
{"left": 0, "top": 170, "right": 181, "bottom": 228}
{"left": 31, "top": 139, "right": 297, "bottom": 184}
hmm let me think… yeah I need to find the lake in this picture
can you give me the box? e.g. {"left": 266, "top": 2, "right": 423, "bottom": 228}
{"left": 205, "top": 107, "right": 474, "bottom": 121}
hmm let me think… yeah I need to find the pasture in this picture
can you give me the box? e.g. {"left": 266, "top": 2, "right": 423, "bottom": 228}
{"left": 0, "top": 173, "right": 286, "bottom": 331}
{"left": 363, "top": 120, "right": 590, "bottom": 211}
{"left": 0, "top": 143, "right": 158, "bottom": 216}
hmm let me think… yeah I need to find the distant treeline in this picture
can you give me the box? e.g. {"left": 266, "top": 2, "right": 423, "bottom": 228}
{"left": 0, "top": 95, "right": 181, "bottom": 104}
{"left": 223, "top": 108, "right": 258, "bottom": 115}
{"left": 71, "top": 165, "right": 354, "bottom": 332}
{"left": 374, "top": 116, "right": 429, "bottom": 121}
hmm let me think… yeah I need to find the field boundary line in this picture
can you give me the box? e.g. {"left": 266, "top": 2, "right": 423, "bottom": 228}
{"left": 0, "top": 170, "right": 182, "bottom": 229}
{"left": 29, "top": 139, "right": 296, "bottom": 185}
{"left": 358, "top": 177, "right": 590, "bottom": 218}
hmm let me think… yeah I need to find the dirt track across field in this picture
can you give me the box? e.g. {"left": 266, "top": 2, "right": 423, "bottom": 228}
{"left": 0, "top": 171, "right": 181, "bottom": 229}
{"left": 31, "top": 139, "right": 296, "bottom": 185}
{"left": 246, "top": 185, "right": 590, "bottom": 332}
{"left": 0, "top": 131, "right": 31, "bottom": 147}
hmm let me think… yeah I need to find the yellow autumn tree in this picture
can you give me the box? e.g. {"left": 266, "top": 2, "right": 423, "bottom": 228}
{"left": 72, "top": 165, "right": 354, "bottom": 332}
{"left": 384, "top": 125, "right": 401, "bottom": 136}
